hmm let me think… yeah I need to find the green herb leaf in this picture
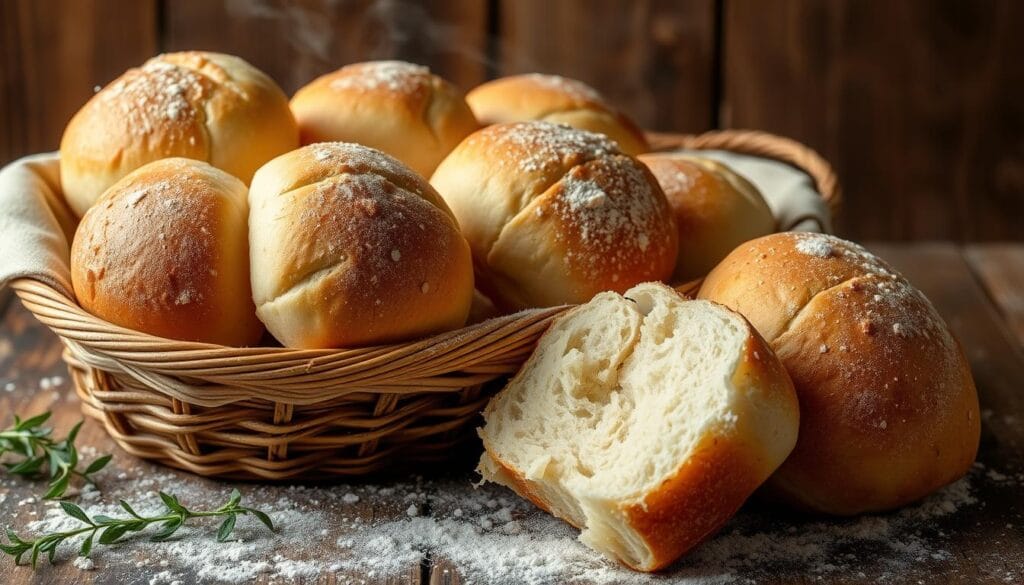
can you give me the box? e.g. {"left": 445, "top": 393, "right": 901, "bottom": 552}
{"left": 247, "top": 509, "right": 276, "bottom": 532}
{"left": 59, "top": 502, "right": 93, "bottom": 526}
{"left": 43, "top": 472, "right": 72, "bottom": 500}
{"left": 79, "top": 535, "right": 93, "bottom": 558}
{"left": 216, "top": 515, "right": 237, "bottom": 542}
{"left": 84, "top": 454, "right": 112, "bottom": 475}
{"left": 98, "top": 524, "right": 128, "bottom": 545}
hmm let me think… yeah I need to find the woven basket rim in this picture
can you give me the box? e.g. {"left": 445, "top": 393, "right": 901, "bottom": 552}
{"left": 11, "top": 129, "right": 841, "bottom": 392}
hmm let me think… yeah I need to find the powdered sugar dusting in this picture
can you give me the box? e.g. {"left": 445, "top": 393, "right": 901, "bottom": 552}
{"left": 329, "top": 60, "right": 431, "bottom": 93}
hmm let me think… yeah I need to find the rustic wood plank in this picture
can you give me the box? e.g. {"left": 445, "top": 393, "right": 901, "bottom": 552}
{"left": 162, "top": 0, "right": 488, "bottom": 95}
{"left": 497, "top": 0, "right": 717, "bottom": 132}
{"left": 0, "top": 0, "right": 157, "bottom": 166}
{"left": 723, "top": 1, "right": 1024, "bottom": 241}
{"left": 964, "top": 243, "right": 1024, "bottom": 348}
{"left": 0, "top": 297, "right": 423, "bottom": 585}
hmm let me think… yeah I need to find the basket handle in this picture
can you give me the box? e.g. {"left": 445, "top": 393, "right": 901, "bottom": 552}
{"left": 646, "top": 129, "right": 841, "bottom": 218}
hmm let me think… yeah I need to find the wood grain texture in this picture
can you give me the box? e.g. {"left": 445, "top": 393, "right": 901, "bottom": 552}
{"left": 497, "top": 0, "right": 718, "bottom": 132}
{"left": 0, "top": 0, "right": 157, "bottom": 166}
{"left": 162, "top": 0, "right": 489, "bottom": 95}
{"left": 964, "top": 244, "right": 1024, "bottom": 349}
{"left": 723, "top": 0, "right": 1024, "bottom": 241}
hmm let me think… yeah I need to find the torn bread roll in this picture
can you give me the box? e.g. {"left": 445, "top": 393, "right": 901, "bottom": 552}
{"left": 70, "top": 158, "right": 263, "bottom": 346}
{"left": 638, "top": 153, "right": 776, "bottom": 282}
{"left": 466, "top": 73, "right": 649, "bottom": 155}
{"left": 61, "top": 51, "right": 298, "bottom": 217}
{"left": 699, "top": 233, "right": 980, "bottom": 515}
{"left": 289, "top": 61, "right": 479, "bottom": 178}
{"left": 479, "top": 282, "right": 799, "bottom": 571}
{"left": 248, "top": 142, "right": 474, "bottom": 348}
{"left": 430, "top": 121, "right": 677, "bottom": 311}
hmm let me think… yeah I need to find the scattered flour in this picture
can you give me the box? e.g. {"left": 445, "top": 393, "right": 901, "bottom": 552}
{"left": 4, "top": 461, "right": 1016, "bottom": 585}
{"left": 794, "top": 235, "right": 835, "bottom": 258}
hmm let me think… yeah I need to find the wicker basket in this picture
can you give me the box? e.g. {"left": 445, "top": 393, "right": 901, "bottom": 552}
{"left": 11, "top": 130, "right": 840, "bottom": 480}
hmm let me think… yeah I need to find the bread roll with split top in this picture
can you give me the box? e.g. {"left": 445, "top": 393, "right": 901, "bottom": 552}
{"left": 248, "top": 142, "right": 474, "bottom": 349}
{"left": 60, "top": 51, "right": 299, "bottom": 217}
{"left": 466, "top": 73, "right": 649, "bottom": 155}
{"left": 698, "top": 233, "right": 980, "bottom": 515}
{"left": 638, "top": 153, "right": 776, "bottom": 282}
{"left": 479, "top": 282, "right": 799, "bottom": 571}
{"left": 70, "top": 158, "right": 263, "bottom": 346}
{"left": 289, "top": 61, "right": 479, "bottom": 178}
{"left": 430, "top": 121, "right": 677, "bottom": 311}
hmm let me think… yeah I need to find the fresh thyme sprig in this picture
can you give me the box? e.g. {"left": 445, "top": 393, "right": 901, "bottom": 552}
{"left": 0, "top": 412, "right": 112, "bottom": 499}
{"left": 0, "top": 489, "right": 274, "bottom": 567}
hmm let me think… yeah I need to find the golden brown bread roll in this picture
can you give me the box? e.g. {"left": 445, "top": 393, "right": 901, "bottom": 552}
{"left": 289, "top": 61, "right": 479, "bottom": 178}
{"left": 430, "top": 121, "right": 677, "bottom": 311}
{"left": 466, "top": 74, "right": 649, "bottom": 155}
{"left": 698, "top": 232, "right": 980, "bottom": 515}
{"left": 480, "top": 283, "right": 799, "bottom": 571}
{"left": 248, "top": 142, "right": 474, "bottom": 348}
{"left": 60, "top": 51, "right": 299, "bottom": 218}
{"left": 71, "top": 158, "right": 263, "bottom": 346}
{"left": 638, "top": 153, "right": 776, "bottom": 282}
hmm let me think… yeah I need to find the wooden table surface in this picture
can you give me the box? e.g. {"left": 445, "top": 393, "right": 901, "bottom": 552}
{"left": 1, "top": 242, "right": 1022, "bottom": 584}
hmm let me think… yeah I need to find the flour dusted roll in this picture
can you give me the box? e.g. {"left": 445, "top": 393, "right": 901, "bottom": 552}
{"left": 248, "top": 142, "right": 474, "bottom": 348}
{"left": 480, "top": 283, "right": 799, "bottom": 571}
{"left": 699, "top": 233, "right": 980, "bottom": 515}
{"left": 289, "top": 61, "right": 479, "bottom": 178}
{"left": 638, "top": 153, "right": 776, "bottom": 282}
{"left": 70, "top": 158, "right": 263, "bottom": 346}
{"left": 430, "top": 121, "right": 677, "bottom": 310}
{"left": 466, "top": 74, "right": 649, "bottom": 155}
{"left": 61, "top": 51, "right": 298, "bottom": 217}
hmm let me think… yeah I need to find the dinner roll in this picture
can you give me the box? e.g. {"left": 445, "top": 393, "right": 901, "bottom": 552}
{"left": 61, "top": 51, "right": 298, "bottom": 217}
{"left": 289, "top": 61, "right": 479, "bottom": 178}
{"left": 480, "top": 283, "right": 799, "bottom": 571}
{"left": 638, "top": 153, "right": 776, "bottom": 282}
{"left": 699, "top": 233, "right": 980, "bottom": 515}
{"left": 430, "top": 121, "right": 677, "bottom": 310}
{"left": 466, "top": 73, "right": 649, "bottom": 155}
{"left": 249, "top": 142, "right": 474, "bottom": 348}
{"left": 70, "top": 158, "right": 263, "bottom": 346}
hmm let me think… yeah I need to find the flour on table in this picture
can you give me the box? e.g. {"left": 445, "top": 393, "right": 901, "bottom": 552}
{"left": 10, "top": 462, "right": 1020, "bottom": 585}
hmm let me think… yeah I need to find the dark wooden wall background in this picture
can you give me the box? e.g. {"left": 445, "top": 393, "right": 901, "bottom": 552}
{"left": 2, "top": 0, "right": 1022, "bottom": 241}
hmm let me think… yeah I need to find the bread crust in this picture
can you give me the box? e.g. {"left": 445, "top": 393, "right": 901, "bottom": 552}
{"left": 70, "top": 158, "right": 263, "bottom": 346}
{"left": 248, "top": 142, "right": 474, "bottom": 348}
{"left": 466, "top": 74, "right": 649, "bottom": 155}
{"left": 60, "top": 51, "right": 298, "bottom": 217}
{"left": 479, "top": 286, "right": 799, "bottom": 572}
{"left": 638, "top": 153, "right": 776, "bottom": 282}
{"left": 699, "top": 233, "right": 981, "bottom": 515}
{"left": 430, "top": 122, "right": 676, "bottom": 310}
{"left": 290, "top": 61, "right": 479, "bottom": 178}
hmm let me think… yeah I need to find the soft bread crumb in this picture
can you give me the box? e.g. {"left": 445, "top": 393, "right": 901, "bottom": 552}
{"left": 479, "top": 282, "right": 799, "bottom": 571}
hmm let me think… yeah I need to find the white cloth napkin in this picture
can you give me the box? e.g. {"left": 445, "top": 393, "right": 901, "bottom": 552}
{"left": 0, "top": 152, "right": 75, "bottom": 298}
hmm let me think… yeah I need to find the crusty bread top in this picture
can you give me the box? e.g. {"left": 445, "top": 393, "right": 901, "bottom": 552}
{"left": 430, "top": 122, "right": 676, "bottom": 308}
{"left": 699, "top": 232, "right": 980, "bottom": 514}
{"left": 60, "top": 51, "right": 297, "bottom": 217}
{"left": 248, "top": 142, "right": 474, "bottom": 347}
{"left": 467, "top": 73, "right": 649, "bottom": 155}
{"left": 289, "top": 61, "right": 479, "bottom": 177}
{"left": 70, "top": 157, "right": 263, "bottom": 346}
